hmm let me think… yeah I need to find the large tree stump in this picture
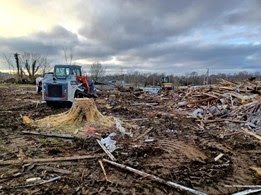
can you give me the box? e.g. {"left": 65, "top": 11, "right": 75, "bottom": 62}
{"left": 36, "top": 98, "right": 115, "bottom": 132}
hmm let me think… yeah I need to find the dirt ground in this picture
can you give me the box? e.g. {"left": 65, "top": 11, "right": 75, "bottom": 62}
{"left": 0, "top": 84, "right": 260, "bottom": 194}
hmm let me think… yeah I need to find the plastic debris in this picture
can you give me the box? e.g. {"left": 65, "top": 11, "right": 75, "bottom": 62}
{"left": 101, "top": 133, "right": 117, "bottom": 153}
{"left": 192, "top": 108, "right": 204, "bottom": 117}
{"left": 26, "top": 177, "right": 41, "bottom": 183}
{"left": 114, "top": 117, "right": 133, "bottom": 137}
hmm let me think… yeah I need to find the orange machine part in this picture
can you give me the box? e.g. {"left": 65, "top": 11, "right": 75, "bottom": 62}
{"left": 76, "top": 76, "right": 90, "bottom": 93}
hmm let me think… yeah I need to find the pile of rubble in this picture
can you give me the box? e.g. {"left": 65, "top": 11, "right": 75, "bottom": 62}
{"left": 175, "top": 79, "right": 261, "bottom": 130}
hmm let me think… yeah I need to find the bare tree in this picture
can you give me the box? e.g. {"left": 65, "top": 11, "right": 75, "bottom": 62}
{"left": 3, "top": 53, "right": 23, "bottom": 80}
{"left": 20, "top": 52, "right": 49, "bottom": 81}
{"left": 63, "top": 47, "right": 74, "bottom": 65}
{"left": 90, "top": 62, "right": 106, "bottom": 82}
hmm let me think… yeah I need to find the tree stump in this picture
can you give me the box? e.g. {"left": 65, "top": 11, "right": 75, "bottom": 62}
{"left": 36, "top": 98, "right": 115, "bottom": 132}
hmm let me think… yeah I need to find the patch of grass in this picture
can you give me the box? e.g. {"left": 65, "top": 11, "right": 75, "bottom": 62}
{"left": 0, "top": 83, "right": 35, "bottom": 88}
{"left": 41, "top": 137, "right": 64, "bottom": 146}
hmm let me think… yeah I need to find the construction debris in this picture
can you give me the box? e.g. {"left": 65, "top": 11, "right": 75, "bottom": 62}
{"left": 22, "top": 130, "right": 93, "bottom": 139}
{"left": 100, "top": 133, "right": 117, "bottom": 153}
{"left": 15, "top": 176, "right": 61, "bottom": 189}
{"left": 22, "top": 116, "right": 33, "bottom": 124}
{"left": 250, "top": 166, "right": 261, "bottom": 176}
{"left": 97, "top": 139, "right": 116, "bottom": 161}
{"left": 114, "top": 117, "right": 133, "bottom": 137}
{"left": 214, "top": 153, "right": 224, "bottom": 161}
{"left": 175, "top": 79, "right": 261, "bottom": 129}
{"left": 36, "top": 166, "right": 72, "bottom": 175}
{"left": 133, "top": 127, "right": 153, "bottom": 141}
{"left": 232, "top": 188, "right": 261, "bottom": 195}
{"left": 102, "top": 159, "right": 207, "bottom": 195}
{"left": 0, "top": 79, "right": 260, "bottom": 194}
{"left": 98, "top": 160, "right": 111, "bottom": 182}
{"left": 0, "top": 155, "right": 98, "bottom": 165}
{"left": 26, "top": 177, "right": 41, "bottom": 183}
{"left": 242, "top": 128, "right": 261, "bottom": 142}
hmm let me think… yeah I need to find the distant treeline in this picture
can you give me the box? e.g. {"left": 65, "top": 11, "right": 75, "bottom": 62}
{"left": 101, "top": 71, "right": 261, "bottom": 86}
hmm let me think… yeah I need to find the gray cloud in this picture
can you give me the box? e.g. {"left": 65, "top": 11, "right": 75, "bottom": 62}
{"left": 0, "top": 0, "right": 261, "bottom": 74}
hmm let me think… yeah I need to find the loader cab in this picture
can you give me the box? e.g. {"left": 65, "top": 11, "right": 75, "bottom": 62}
{"left": 162, "top": 76, "right": 170, "bottom": 83}
{"left": 161, "top": 76, "right": 174, "bottom": 91}
{"left": 54, "top": 65, "right": 82, "bottom": 79}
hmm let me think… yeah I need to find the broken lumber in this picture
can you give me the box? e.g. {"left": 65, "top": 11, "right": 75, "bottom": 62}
{"left": 133, "top": 127, "right": 153, "bottom": 141}
{"left": 200, "top": 118, "right": 247, "bottom": 123}
{"left": 15, "top": 176, "right": 61, "bottom": 189}
{"left": 224, "top": 185, "right": 261, "bottom": 188}
{"left": 214, "top": 153, "right": 224, "bottom": 161}
{"left": 250, "top": 166, "right": 261, "bottom": 176}
{"left": 232, "top": 188, "right": 261, "bottom": 195}
{"left": 22, "top": 130, "right": 100, "bottom": 139}
{"left": 0, "top": 155, "right": 98, "bottom": 166}
{"left": 242, "top": 128, "right": 261, "bottom": 142}
{"left": 22, "top": 131, "right": 79, "bottom": 139}
{"left": 36, "top": 166, "right": 72, "bottom": 174}
{"left": 131, "top": 102, "right": 159, "bottom": 106}
{"left": 102, "top": 159, "right": 207, "bottom": 195}
{"left": 97, "top": 140, "right": 116, "bottom": 161}
{"left": 98, "top": 159, "right": 111, "bottom": 182}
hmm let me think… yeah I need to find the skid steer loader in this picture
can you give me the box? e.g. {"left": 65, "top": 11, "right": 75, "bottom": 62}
{"left": 41, "top": 65, "right": 97, "bottom": 106}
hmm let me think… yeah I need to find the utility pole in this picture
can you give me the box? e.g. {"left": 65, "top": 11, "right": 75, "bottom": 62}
{"left": 14, "top": 53, "right": 21, "bottom": 80}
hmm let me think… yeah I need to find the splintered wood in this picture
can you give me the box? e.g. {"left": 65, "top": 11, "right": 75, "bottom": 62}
{"left": 175, "top": 79, "right": 261, "bottom": 128}
{"left": 36, "top": 98, "right": 115, "bottom": 133}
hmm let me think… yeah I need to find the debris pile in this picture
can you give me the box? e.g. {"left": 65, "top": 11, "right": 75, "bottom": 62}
{"left": 1, "top": 82, "right": 261, "bottom": 194}
{"left": 175, "top": 79, "right": 261, "bottom": 129}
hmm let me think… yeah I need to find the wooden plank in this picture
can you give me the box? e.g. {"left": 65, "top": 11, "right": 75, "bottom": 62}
{"left": 242, "top": 128, "right": 261, "bottom": 142}
{"left": 103, "top": 159, "right": 207, "bottom": 195}
{"left": 133, "top": 127, "right": 153, "bottom": 141}
{"left": 200, "top": 118, "right": 247, "bottom": 123}
{"left": 36, "top": 166, "right": 72, "bottom": 174}
{"left": 22, "top": 130, "right": 98, "bottom": 139}
{"left": 22, "top": 131, "right": 76, "bottom": 139}
{"left": 0, "top": 155, "right": 98, "bottom": 166}
{"left": 97, "top": 140, "right": 116, "bottom": 161}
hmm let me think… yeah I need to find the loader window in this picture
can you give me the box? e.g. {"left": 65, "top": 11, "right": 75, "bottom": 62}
{"left": 73, "top": 68, "right": 81, "bottom": 76}
{"left": 55, "top": 67, "right": 70, "bottom": 77}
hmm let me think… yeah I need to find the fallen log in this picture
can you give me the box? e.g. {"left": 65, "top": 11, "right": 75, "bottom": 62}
{"left": 103, "top": 159, "right": 207, "bottom": 195}
{"left": 0, "top": 155, "right": 98, "bottom": 166}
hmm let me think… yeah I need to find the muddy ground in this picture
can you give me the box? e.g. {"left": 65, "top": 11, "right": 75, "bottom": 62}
{"left": 0, "top": 84, "right": 260, "bottom": 194}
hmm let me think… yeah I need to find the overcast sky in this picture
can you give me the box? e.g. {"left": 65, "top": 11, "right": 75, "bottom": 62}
{"left": 0, "top": 0, "right": 260, "bottom": 75}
